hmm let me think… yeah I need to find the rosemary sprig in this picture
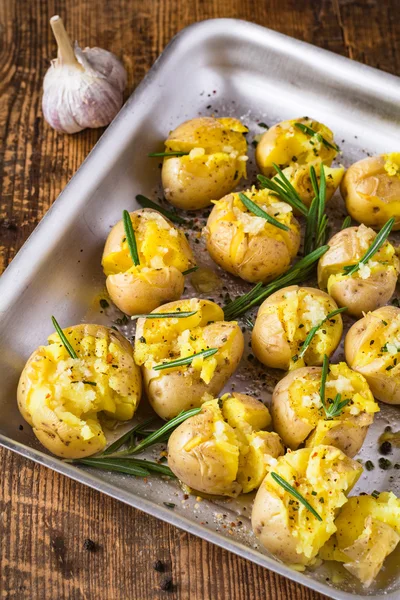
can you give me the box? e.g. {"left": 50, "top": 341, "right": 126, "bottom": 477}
{"left": 293, "top": 307, "right": 347, "bottom": 362}
{"left": 127, "top": 407, "right": 202, "bottom": 455}
{"left": 135, "top": 194, "right": 186, "bottom": 224}
{"left": 257, "top": 169, "right": 309, "bottom": 217}
{"left": 342, "top": 218, "right": 395, "bottom": 276}
{"left": 75, "top": 457, "right": 175, "bottom": 478}
{"left": 71, "top": 380, "right": 97, "bottom": 386}
{"left": 182, "top": 266, "right": 199, "bottom": 276}
{"left": 148, "top": 151, "right": 189, "bottom": 157}
{"left": 270, "top": 472, "right": 322, "bottom": 521}
{"left": 153, "top": 348, "right": 218, "bottom": 371}
{"left": 122, "top": 210, "right": 140, "bottom": 266}
{"left": 319, "top": 355, "right": 350, "bottom": 419}
{"left": 101, "top": 417, "right": 155, "bottom": 456}
{"left": 341, "top": 216, "right": 352, "bottom": 230}
{"left": 131, "top": 310, "right": 198, "bottom": 320}
{"left": 223, "top": 245, "right": 328, "bottom": 320}
{"left": 294, "top": 122, "right": 339, "bottom": 152}
{"left": 51, "top": 316, "right": 78, "bottom": 359}
{"left": 238, "top": 192, "right": 290, "bottom": 232}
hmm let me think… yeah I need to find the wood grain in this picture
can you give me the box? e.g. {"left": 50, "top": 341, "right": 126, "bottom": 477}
{"left": 0, "top": 1, "right": 399, "bottom": 598}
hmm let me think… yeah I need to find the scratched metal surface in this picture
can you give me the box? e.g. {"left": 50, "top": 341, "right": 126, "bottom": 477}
{"left": 0, "top": 19, "right": 399, "bottom": 599}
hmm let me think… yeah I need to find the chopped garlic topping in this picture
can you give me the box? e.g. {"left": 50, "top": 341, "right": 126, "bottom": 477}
{"left": 238, "top": 155, "right": 249, "bottom": 162}
{"left": 302, "top": 392, "right": 321, "bottom": 408}
{"left": 223, "top": 145, "right": 233, "bottom": 153}
{"left": 326, "top": 375, "right": 353, "bottom": 394}
{"left": 214, "top": 420, "right": 228, "bottom": 442}
{"left": 349, "top": 406, "right": 361, "bottom": 416}
{"left": 358, "top": 262, "right": 371, "bottom": 279}
{"left": 189, "top": 147, "right": 205, "bottom": 159}
{"left": 233, "top": 207, "right": 266, "bottom": 235}
{"left": 302, "top": 295, "right": 327, "bottom": 327}
{"left": 264, "top": 201, "right": 292, "bottom": 215}
{"left": 251, "top": 436, "right": 265, "bottom": 450}
{"left": 169, "top": 228, "right": 178, "bottom": 237}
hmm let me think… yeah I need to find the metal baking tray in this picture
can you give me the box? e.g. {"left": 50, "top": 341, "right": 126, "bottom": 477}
{"left": 1, "top": 18, "right": 399, "bottom": 599}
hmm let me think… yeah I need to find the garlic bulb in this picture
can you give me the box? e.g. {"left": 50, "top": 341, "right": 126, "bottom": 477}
{"left": 42, "top": 16, "right": 127, "bottom": 134}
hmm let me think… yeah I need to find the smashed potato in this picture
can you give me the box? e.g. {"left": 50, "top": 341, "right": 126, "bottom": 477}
{"left": 18, "top": 324, "right": 142, "bottom": 458}
{"left": 168, "top": 393, "right": 284, "bottom": 496}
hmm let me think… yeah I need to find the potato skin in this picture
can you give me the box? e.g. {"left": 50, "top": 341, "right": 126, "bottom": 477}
{"left": 204, "top": 189, "right": 300, "bottom": 283}
{"left": 318, "top": 226, "right": 399, "bottom": 318}
{"left": 161, "top": 117, "right": 248, "bottom": 210}
{"left": 102, "top": 209, "right": 195, "bottom": 315}
{"left": 251, "top": 446, "right": 362, "bottom": 566}
{"left": 135, "top": 300, "right": 244, "bottom": 420}
{"left": 256, "top": 117, "right": 337, "bottom": 177}
{"left": 271, "top": 365, "right": 377, "bottom": 457}
{"left": 345, "top": 306, "right": 400, "bottom": 404}
{"left": 251, "top": 285, "right": 343, "bottom": 370}
{"left": 341, "top": 155, "right": 400, "bottom": 230}
{"left": 17, "top": 324, "right": 142, "bottom": 458}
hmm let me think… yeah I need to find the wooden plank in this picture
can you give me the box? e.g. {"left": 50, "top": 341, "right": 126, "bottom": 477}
{"left": 1, "top": 1, "right": 399, "bottom": 598}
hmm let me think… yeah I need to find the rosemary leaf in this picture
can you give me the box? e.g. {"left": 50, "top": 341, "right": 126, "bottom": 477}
{"left": 148, "top": 151, "right": 189, "bottom": 157}
{"left": 153, "top": 348, "right": 218, "bottom": 371}
{"left": 238, "top": 192, "right": 289, "bottom": 231}
{"left": 135, "top": 194, "right": 186, "bottom": 224}
{"left": 101, "top": 417, "right": 155, "bottom": 456}
{"left": 122, "top": 210, "right": 140, "bottom": 266}
{"left": 270, "top": 472, "right": 322, "bottom": 521}
{"left": 294, "top": 122, "right": 339, "bottom": 152}
{"left": 182, "top": 266, "right": 199, "bottom": 276}
{"left": 77, "top": 458, "right": 150, "bottom": 477}
{"left": 131, "top": 310, "right": 198, "bottom": 320}
{"left": 341, "top": 216, "right": 352, "bottom": 230}
{"left": 297, "top": 307, "right": 347, "bottom": 360}
{"left": 342, "top": 218, "right": 395, "bottom": 276}
{"left": 51, "top": 316, "right": 78, "bottom": 359}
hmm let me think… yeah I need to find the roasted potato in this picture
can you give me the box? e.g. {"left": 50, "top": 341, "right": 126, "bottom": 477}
{"left": 252, "top": 286, "right": 343, "bottom": 370}
{"left": 255, "top": 117, "right": 338, "bottom": 177}
{"left": 251, "top": 445, "right": 362, "bottom": 567}
{"left": 134, "top": 299, "right": 244, "bottom": 419}
{"left": 203, "top": 187, "right": 300, "bottom": 283}
{"left": 271, "top": 362, "right": 378, "bottom": 457}
{"left": 318, "top": 224, "right": 399, "bottom": 318}
{"left": 341, "top": 154, "right": 400, "bottom": 230}
{"left": 168, "top": 393, "right": 284, "bottom": 497}
{"left": 273, "top": 162, "right": 344, "bottom": 209}
{"left": 17, "top": 324, "right": 142, "bottom": 458}
{"left": 345, "top": 305, "right": 400, "bottom": 404}
{"left": 102, "top": 209, "right": 196, "bottom": 315}
{"left": 319, "top": 492, "right": 400, "bottom": 587}
{"left": 161, "top": 117, "right": 248, "bottom": 210}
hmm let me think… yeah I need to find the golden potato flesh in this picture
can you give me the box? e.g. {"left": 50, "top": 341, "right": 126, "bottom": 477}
{"left": 341, "top": 154, "right": 400, "bottom": 230}
{"left": 251, "top": 445, "right": 362, "bottom": 567}
{"left": 161, "top": 117, "right": 248, "bottom": 210}
{"left": 204, "top": 187, "right": 300, "bottom": 283}
{"left": 252, "top": 285, "right": 343, "bottom": 371}
{"left": 134, "top": 299, "right": 244, "bottom": 420}
{"left": 167, "top": 394, "right": 284, "bottom": 497}
{"left": 319, "top": 492, "right": 400, "bottom": 586}
{"left": 345, "top": 305, "right": 400, "bottom": 404}
{"left": 102, "top": 209, "right": 196, "bottom": 315}
{"left": 271, "top": 362, "right": 378, "bottom": 457}
{"left": 272, "top": 162, "right": 344, "bottom": 209}
{"left": 255, "top": 117, "right": 338, "bottom": 177}
{"left": 318, "top": 224, "right": 399, "bottom": 318}
{"left": 17, "top": 324, "right": 142, "bottom": 458}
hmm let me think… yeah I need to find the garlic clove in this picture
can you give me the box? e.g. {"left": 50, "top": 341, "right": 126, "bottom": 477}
{"left": 42, "top": 16, "right": 127, "bottom": 134}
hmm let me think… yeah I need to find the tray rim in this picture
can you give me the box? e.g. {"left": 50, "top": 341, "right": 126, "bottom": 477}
{"left": 1, "top": 18, "right": 400, "bottom": 600}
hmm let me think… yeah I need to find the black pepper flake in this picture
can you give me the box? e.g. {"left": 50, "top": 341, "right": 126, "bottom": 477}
{"left": 153, "top": 560, "right": 165, "bottom": 572}
{"left": 99, "top": 299, "right": 109, "bottom": 309}
{"left": 19, "top": 425, "right": 24, "bottom": 431}
{"left": 365, "top": 460, "right": 374, "bottom": 471}
{"left": 160, "top": 576, "right": 173, "bottom": 592}
{"left": 378, "top": 457, "right": 392, "bottom": 470}
{"left": 83, "top": 538, "right": 96, "bottom": 552}
{"left": 139, "top": 336, "right": 146, "bottom": 343}
{"left": 379, "top": 441, "right": 392, "bottom": 455}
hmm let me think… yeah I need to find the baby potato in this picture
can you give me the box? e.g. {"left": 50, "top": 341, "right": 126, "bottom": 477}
{"left": 256, "top": 117, "right": 338, "bottom": 177}
{"left": 319, "top": 492, "right": 400, "bottom": 587}
{"left": 203, "top": 187, "right": 300, "bottom": 283}
{"left": 252, "top": 286, "right": 343, "bottom": 371}
{"left": 102, "top": 209, "right": 196, "bottom": 315}
{"left": 251, "top": 445, "right": 362, "bottom": 567}
{"left": 341, "top": 154, "right": 400, "bottom": 230}
{"left": 345, "top": 305, "right": 400, "bottom": 404}
{"left": 17, "top": 324, "right": 142, "bottom": 458}
{"left": 273, "top": 162, "right": 344, "bottom": 209}
{"left": 161, "top": 117, "right": 248, "bottom": 210}
{"left": 168, "top": 393, "right": 284, "bottom": 497}
{"left": 271, "top": 362, "right": 378, "bottom": 457}
{"left": 318, "top": 224, "right": 399, "bottom": 318}
{"left": 134, "top": 298, "right": 244, "bottom": 420}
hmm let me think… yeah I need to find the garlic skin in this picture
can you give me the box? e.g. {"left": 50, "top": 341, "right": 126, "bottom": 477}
{"left": 43, "top": 16, "right": 127, "bottom": 134}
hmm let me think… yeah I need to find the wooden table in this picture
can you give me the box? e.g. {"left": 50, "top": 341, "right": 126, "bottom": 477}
{"left": 1, "top": 1, "right": 399, "bottom": 598}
